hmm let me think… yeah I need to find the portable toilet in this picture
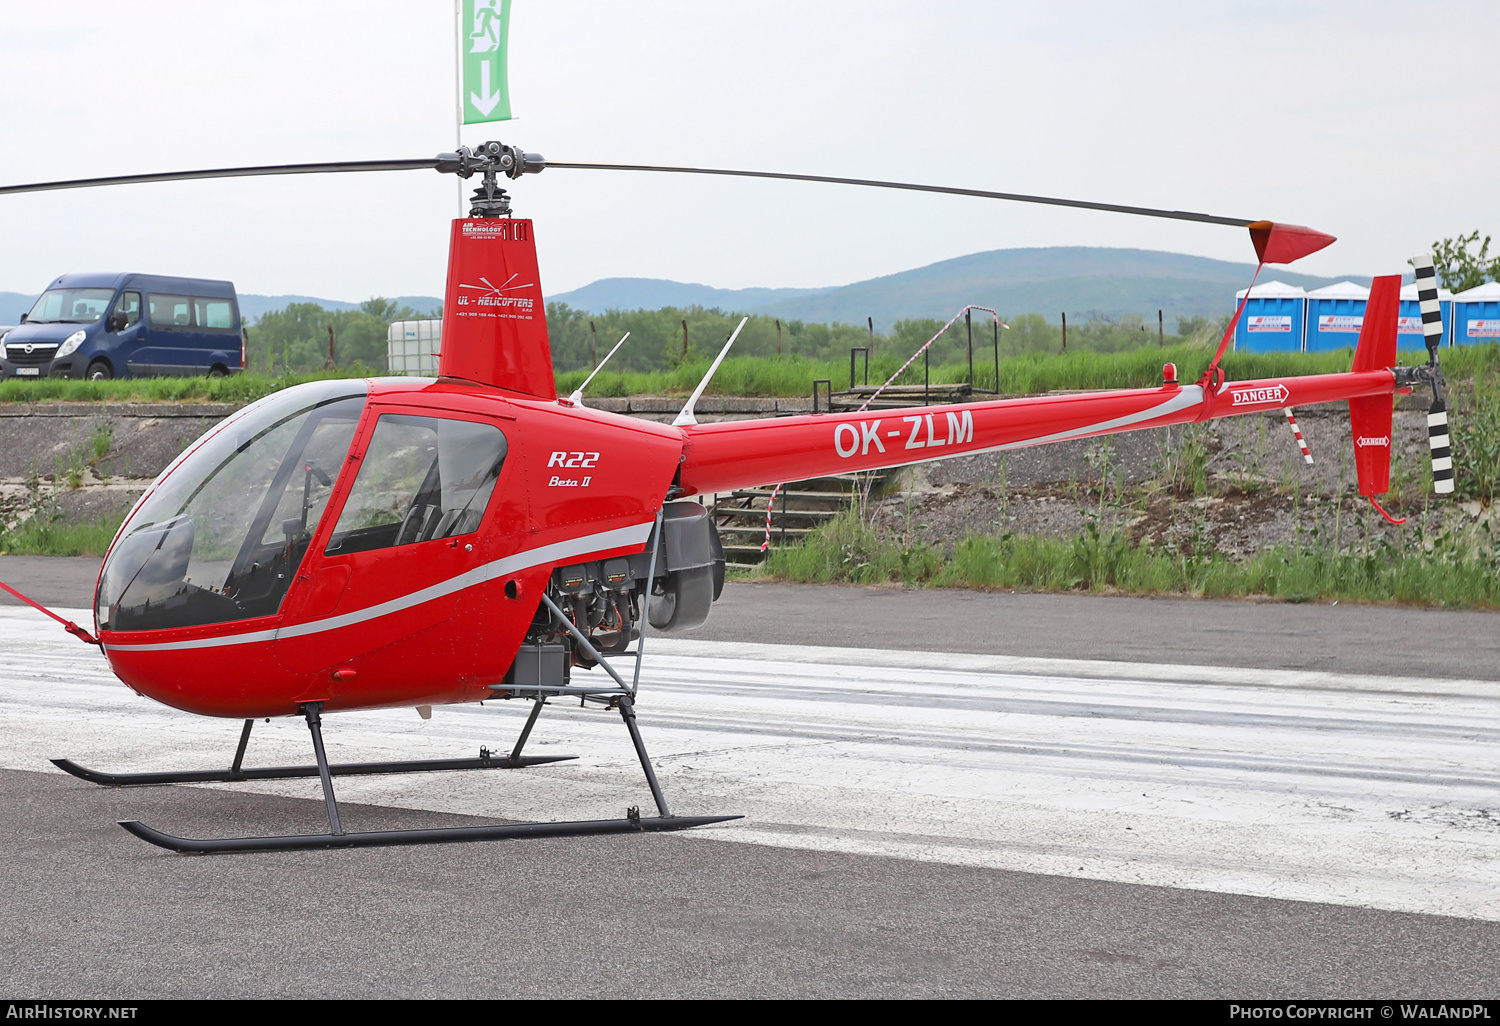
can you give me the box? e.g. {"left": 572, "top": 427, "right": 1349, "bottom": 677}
{"left": 1397, "top": 281, "right": 1453, "bottom": 351}
{"left": 1304, "top": 281, "right": 1369, "bottom": 352}
{"left": 1233, "top": 280, "right": 1307, "bottom": 352}
{"left": 387, "top": 318, "right": 441, "bottom": 376}
{"left": 1451, "top": 281, "right": 1500, "bottom": 346}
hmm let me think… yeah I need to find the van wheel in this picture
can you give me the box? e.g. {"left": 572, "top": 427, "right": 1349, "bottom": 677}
{"left": 86, "top": 361, "right": 112, "bottom": 381}
{"left": 208, "top": 366, "right": 227, "bottom": 379}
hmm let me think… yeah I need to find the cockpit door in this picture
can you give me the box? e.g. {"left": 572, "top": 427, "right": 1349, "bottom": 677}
{"left": 274, "top": 405, "right": 529, "bottom": 699}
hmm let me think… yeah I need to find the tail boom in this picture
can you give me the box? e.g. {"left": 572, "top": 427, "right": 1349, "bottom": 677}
{"left": 677, "top": 370, "right": 1395, "bottom": 496}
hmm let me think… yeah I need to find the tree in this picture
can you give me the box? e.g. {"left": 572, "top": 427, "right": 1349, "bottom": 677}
{"left": 250, "top": 297, "right": 417, "bottom": 374}
{"left": 1429, "top": 231, "right": 1500, "bottom": 293}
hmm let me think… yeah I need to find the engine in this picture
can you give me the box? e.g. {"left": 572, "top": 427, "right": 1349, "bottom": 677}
{"left": 499, "top": 501, "right": 725, "bottom": 692}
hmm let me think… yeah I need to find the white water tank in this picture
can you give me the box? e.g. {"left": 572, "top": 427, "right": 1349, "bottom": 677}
{"left": 387, "top": 319, "right": 441, "bottom": 376}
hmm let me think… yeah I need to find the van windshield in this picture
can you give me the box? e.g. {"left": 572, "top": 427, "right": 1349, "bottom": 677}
{"left": 26, "top": 288, "right": 115, "bottom": 324}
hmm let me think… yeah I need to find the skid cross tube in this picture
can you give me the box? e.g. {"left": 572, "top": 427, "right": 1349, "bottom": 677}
{"left": 511, "top": 698, "right": 545, "bottom": 762}
{"left": 303, "top": 703, "right": 343, "bottom": 835}
{"left": 230, "top": 719, "right": 254, "bottom": 775}
{"left": 619, "top": 693, "right": 671, "bottom": 818}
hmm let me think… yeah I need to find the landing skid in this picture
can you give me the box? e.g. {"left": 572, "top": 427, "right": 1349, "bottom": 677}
{"left": 119, "top": 811, "right": 739, "bottom": 854}
{"left": 61, "top": 690, "right": 738, "bottom": 854}
{"left": 51, "top": 752, "right": 571, "bottom": 787}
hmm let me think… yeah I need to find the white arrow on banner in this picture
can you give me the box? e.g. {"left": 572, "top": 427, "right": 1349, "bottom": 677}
{"left": 470, "top": 60, "right": 502, "bottom": 116}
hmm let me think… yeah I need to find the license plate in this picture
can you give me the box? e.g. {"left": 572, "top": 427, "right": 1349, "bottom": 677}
{"left": 16, "top": 368, "right": 39, "bottom": 377}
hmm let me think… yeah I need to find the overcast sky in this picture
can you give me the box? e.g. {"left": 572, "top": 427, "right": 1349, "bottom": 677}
{"left": 3, "top": 1, "right": 1496, "bottom": 302}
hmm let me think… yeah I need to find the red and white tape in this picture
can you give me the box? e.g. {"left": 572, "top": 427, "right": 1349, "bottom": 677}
{"left": 1284, "top": 408, "right": 1313, "bottom": 464}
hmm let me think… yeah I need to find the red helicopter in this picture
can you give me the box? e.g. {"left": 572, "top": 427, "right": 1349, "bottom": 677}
{"left": 0, "top": 142, "right": 1453, "bottom": 853}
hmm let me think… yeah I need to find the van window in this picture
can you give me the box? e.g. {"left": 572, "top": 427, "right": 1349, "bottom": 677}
{"left": 26, "top": 288, "right": 114, "bottom": 324}
{"left": 325, "top": 415, "right": 507, "bottom": 556}
{"left": 149, "top": 294, "right": 192, "bottom": 329}
{"left": 114, "top": 292, "right": 141, "bottom": 328}
{"left": 194, "top": 298, "right": 235, "bottom": 331}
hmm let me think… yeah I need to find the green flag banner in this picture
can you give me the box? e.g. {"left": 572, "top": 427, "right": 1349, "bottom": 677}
{"left": 461, "top": 0, "right": 512, "bottom": 124}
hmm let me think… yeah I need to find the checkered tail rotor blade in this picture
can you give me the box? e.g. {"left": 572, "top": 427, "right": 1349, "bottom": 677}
{"left": 1412, "top": 255, "right": 1454, "bottom": 495}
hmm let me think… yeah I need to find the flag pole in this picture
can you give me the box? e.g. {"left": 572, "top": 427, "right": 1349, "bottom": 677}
{"left": 453, "top": 0, "right": 464, "bottom": 217}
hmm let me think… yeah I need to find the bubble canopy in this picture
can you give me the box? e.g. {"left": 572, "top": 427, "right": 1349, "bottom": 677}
{"left": 97, "top": 380, "right": 369, "bottom": 633}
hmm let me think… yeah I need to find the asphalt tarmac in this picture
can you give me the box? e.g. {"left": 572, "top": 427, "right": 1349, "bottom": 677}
{"left": 8, "top": 765, "right": 1500, "bottom": 999}
{"left": 3, "top": 557, "right": 1500, "bottom": 998}
{"left": 5, "top": 556, "right": 1497, "bottom": 679}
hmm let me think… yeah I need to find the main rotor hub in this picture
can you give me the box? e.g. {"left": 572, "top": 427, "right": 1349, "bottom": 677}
{"left": 434, "top": 141, "right": 546, "bottom": 218}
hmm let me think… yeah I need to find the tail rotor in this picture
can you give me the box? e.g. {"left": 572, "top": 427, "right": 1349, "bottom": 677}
{"left": 1412, "top": 255, "right": 1455, "bottom": 495}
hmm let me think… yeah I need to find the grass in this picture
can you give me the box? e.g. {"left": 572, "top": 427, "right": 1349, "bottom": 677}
{"left": 0, "top": 514, "right": 124, "bottom": 558}
{"left": 761, "top": 510, "right": 1500, "bottom": 610}
{"left": 0, "top": 370, "right": 361, "bottom": 405}
{"left": 2, "top": 343, "right": 1496, "bottom": 403}
{"left": 562, "top": 340, "right": 1500, "bottom": 398}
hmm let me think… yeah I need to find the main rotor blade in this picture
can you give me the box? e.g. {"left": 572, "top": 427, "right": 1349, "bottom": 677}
{"left": 546, "top": 161, "right": 1255, "bottom": 228}
{"left": 0, "top": 158, "right": 441, "bottom": 197}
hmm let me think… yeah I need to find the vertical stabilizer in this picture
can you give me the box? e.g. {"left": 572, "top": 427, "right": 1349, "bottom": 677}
{"left": 1348, "top": 274, "right": 1400, "bottom": 497}
{"left": 440, "top": 218, "right": 556, "bottom": 399}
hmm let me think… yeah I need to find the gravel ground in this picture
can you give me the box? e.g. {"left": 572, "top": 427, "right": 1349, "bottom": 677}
{"left": 868, "top": 406, "right": 1485, "bottom": 556}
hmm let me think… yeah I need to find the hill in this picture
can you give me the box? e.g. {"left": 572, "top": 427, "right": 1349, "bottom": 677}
{"left": 546, "top": 278, "right": 825, "bottom": 314}
{"left": 234, "top": 294, "right": 442, "bottom": 321}
{"left": 551, "top": 247, "right": 1360, "bottom": 330}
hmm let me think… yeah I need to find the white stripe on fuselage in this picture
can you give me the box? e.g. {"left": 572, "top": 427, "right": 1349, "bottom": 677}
{"left": 854, "top": 385, "right": 1206, "bottom": 475}
{"left": 102, "top": 520, "right": 655, "bottom": 653}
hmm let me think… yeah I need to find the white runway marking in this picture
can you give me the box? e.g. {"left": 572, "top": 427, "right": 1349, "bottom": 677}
{"left": 3, "top": 608, "right": 1499, "bottom": 920}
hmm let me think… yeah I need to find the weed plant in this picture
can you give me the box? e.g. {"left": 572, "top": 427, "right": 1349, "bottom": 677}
{"left": 1452, "top": 370, "right": 1500, "bottom": 503}
{"left": 0, "top": 513, "right": 124, "bottom": 557}
{"left": 0, "top": 343, "right": 1494, "bottom": 403}
{"left": 762, "top": 509, "right": 1500, "bottom": 609}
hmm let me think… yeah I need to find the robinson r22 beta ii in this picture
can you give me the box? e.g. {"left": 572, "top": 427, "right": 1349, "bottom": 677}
{"left": 0, "top": 142, "right": 1455, "bottom": 853}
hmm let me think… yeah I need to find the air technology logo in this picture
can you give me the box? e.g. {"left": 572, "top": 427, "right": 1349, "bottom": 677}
{"left": 461, "top": 220, "right": 529, "bottom": 241}
{"left": 456, "top": 274, "right": 536, "bottom": 313}
{"left": 1230, "top": 384, "right": 1290, "bottom": 407}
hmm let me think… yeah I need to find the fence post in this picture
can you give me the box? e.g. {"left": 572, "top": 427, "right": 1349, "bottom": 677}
{"left": 1158, "top": 309, "right": 1164, "bottom": 348}
{"left": 992, "top": 318, "right": 1000, "bottom": 392}
{"left": 1061, "top": 312, "right": 1067, "bottom": 353}
{"left": 966, "top": 308, "right": 974, "bottom": 387}
{"left": 776, "top": 318, "right": 782, "bottom": 356}
{"left": 590, "top": 320, "right": 598, "bottom": 368}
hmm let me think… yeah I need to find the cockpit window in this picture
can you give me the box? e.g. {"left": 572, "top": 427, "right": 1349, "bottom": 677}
{"left": 324, "top": 414, "right": 507, "bottom": 556}
{"left": 97, "top": 380, "right": 368, "bottom": 632}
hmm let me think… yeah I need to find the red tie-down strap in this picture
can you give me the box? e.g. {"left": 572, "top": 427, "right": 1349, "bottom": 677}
{"left": 0, "top": 579, "right": 99, "bottom": 645}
